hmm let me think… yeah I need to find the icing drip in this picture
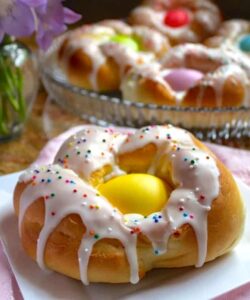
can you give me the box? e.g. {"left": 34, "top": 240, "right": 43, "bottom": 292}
{"left": 126, "top": 62, "right": 167, "bottom": 87}
{"left": 54, "top": 126, "right": 127, "bottom": 180}
{"left": 206, "top": 20, "right": 250, "bottom": 51}
{"left": 19, "top": 165, "right": 138, "bottom": 284}
{"left": 196, "top": 64, "right": 250, "bottom": 106}
{"left": 101, "top": 43, "right": 154, "bottom": 77}
{"left": 162, "top": 44, "right": 250, "bottom": 75}
{"left": 120, "top": 125, "right": 220, "bottom": 266}
{"left": 99, "top": 20, "right": 133, "bottom": 35}
{"left": 61, "top": 27, "right": 110, "bottom": 90}
{"left": 132, "top": 6, "right": 197, "bottom": 43}
{"left": 131, "top": 0, "right": 221, "bottom": 43}
{"left": 222, "top": 20, "right": 250, "bottom": 41}
{"left": 122, "top": 44, "right": 250, "bottom": 106}
{"left": 121, "top": 62, "right": 175, "bottom": 103}
{"left": 133, "top": 26, "right": 169, "bottom": 53}
{"left": 18, "top": 125, "right": 220, "bottom": 284}
{"left": 61, "top": 21, "right": 166, "bottom": 90}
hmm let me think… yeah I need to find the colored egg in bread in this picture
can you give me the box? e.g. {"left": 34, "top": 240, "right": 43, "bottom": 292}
{"left": 164, "top": 68, "right": 204, "bottom": 91}
{"left": 110, "top": 34, "right": 141, "bottom": 51}
{"left": 98, "top": 173, "right": 170, "bottom": 215}
{"left": 164, "top": 9, "right": 190, "bottom": 28}
{"left": 239, "top": 35, "right": 250, "bottom": 53}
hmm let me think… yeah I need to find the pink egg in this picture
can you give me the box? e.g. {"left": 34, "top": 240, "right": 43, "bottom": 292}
{"left": 164, "top": 68, "right": 204, "bottom": 92}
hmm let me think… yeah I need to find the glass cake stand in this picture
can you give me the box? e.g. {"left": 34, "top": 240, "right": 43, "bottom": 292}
{"left": 39, "top": 36, "right": 250, "bottom": 143}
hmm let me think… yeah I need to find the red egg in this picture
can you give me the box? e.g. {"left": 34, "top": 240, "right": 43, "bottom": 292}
{"left": 164, "top": 9, "right": 190, "bottom": 28}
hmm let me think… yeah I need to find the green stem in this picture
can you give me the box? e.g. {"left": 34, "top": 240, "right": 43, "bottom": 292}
{"left": 15, "top": 71, "right": 25, "bottom": 121}
{"left": 0, "top": 45, "right": 26, "bottom": 136}
{"left": 0, "top": 97, "right": 9, "bottom": 135}
{"left": 0, "top": 56, "right": 19, "bottom": 97}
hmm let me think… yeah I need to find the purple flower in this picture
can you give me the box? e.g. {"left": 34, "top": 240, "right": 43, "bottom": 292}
{"left": 35, "top": 0, "right": 81, "bottom": 50}
{"left": 0, "top": 0, "right": 81, "bottom": 50}
{"left": 0, "top": 1, "right": 35, "bottom": 40}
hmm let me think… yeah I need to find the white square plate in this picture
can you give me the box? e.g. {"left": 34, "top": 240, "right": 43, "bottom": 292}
{"left": 0, "top": 172, "right": 250, "bottom": 300}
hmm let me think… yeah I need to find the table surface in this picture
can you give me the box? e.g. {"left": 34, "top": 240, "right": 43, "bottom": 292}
{"left": 0, "top": 90, "right": 47, "bottom": 175}
{"left": 0, "top": 88, "right": 86, "bottom": 175}
{"left": 1, "top": 88, "right": 250, "bottom": 175}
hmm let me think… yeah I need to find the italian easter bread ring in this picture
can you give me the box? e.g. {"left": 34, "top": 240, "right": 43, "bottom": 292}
{"left": 14, "top": 125, "right": 245, "bottom": 284}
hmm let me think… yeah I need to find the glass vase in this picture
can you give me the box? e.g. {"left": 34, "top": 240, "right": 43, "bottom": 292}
{"left": 0, "top": 41, "right": 38, "bottom": 141}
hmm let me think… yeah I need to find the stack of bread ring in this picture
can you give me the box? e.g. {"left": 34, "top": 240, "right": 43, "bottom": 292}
{"left": 15, "top": 1, "right": 249, "bottom": 285}
{"left": 55, "top": 0, "right": 250, "bottom": 110}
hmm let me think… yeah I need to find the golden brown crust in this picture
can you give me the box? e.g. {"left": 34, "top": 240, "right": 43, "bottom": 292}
{"left": 129, "top": 0, "right": 222, "bottom": 45}
{"left": 122, "top": 74, "right": 176, "bottom": 106}
{"left": 57, "top": 22, "right": 168, "bottom": 92}
{"left": 205, "top": 20, "right": 250, "bottom": 49}
{"left": 134, "top": 78, "right": 176, "bottom": 105}
{"left": 123, "top": 73, "right": 247, "bottom": 108}
{"left": 182, "top": 76, "right": 245, "bottom": 108}
{"left": 14, "top": 135, "right": 245, "bottom": 283}
{"left": 61, "top": 49, "right": 121, "bottom": 91}
{"left": 122, "top": 43, "right": 249, "bottom": 108}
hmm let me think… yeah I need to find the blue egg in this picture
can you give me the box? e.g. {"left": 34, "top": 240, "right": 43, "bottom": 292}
{"left": 239, "top": 35, "right": 250, "bottom": 52}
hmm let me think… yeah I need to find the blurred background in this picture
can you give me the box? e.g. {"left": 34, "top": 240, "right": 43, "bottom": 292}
{"left": 1, "top": 0, "right": 250, "bottom": 175}
{"left": 65, "top": 0, "right": 250, "bottom": 22}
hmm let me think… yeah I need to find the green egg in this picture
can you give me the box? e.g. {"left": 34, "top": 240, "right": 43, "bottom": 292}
{"left": 110, "top": 34, "right": 140, "bottom": 51}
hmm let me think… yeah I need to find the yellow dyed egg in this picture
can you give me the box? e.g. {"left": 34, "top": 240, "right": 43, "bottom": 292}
{"left": 98, "top": 174, "right": 170, "bottom": 215}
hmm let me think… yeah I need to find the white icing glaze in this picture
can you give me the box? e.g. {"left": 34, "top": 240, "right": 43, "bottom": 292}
{"left": 133, "top": 25, "right": 169, "bottom": 53}
{"left": 162, "top": 44, "right": 250, "bottom": 74}
{"left": 19, "top": 165, "right": 138, "bottom": 284}
{"left": 163, "top": 44, "right": 250, "bottom": 106}
{"left": 120, "top": 125, "right": 219, "bottom": 265}
{"left": 99, "top": 20, "right": 133, "bottom": 35}
{"left": 54, "top": 126, "right": 127, "bottom": 180}
{"left": 61, "top": 26, "right": 111, "bottom": 90}
{"left": 60, "top": 21, "right": 166, "bottom": 91}
{"left": 121, "top": 62, "right": 175, "bottom": 103}
{"left": 196, "top": 64, "right": 250, "bottom": 107}
{"left": 122, "top": 44, "right": 250, "bottom": 106}
{"left": 101, "top": 43, "right": 154, "bottom": 78}
{"left": 131, "top": 6, "right": 197, "bottom": 43}
{"left": 208, "top": 20, "right": 250, "bottom": 59}
{"left": 18, "top": 125, "right": 220, "bottom": 284}
{"left": 130, "top": 0, "right": 221, "bottom": 43}
{"left": 206, "top": 19, "right": 250, "bottom": 49}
